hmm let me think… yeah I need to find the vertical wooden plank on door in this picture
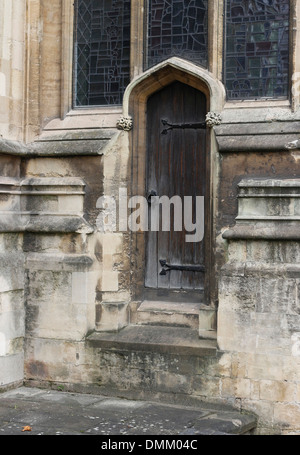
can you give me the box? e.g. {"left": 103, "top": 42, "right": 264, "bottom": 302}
{"left": 145, "top": 90, "right": 159, "bottom": 288}
{"left": 157, "top": 86, "right": 171, "bottom": 289}
{"left": 146, "top": 81, "right": 207, "bottom": 293}
{"left": 168, "top": 84, "right": 183, "bottom": 290}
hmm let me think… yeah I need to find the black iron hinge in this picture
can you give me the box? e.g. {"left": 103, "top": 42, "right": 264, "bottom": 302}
{"left": 161, "top": 119, "right": 206, "bottom": 135}
{"left": 159, "top": 259, "right": 205, "bottom": 275}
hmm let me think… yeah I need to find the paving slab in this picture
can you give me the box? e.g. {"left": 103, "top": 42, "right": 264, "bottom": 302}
{"left": 0, "top": 386, "right": 256, "bottom": 437}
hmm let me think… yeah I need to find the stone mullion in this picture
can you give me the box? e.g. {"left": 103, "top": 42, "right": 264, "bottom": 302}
{"left": 291, "top": 0, "right": 300, "bottom": 112}
{"left": 61, "top": 0, "right": 74, "bottom": 119}
{"left": 208, "top": 0, "right": 224, "bottom": 80}
{"left": 24, "top": 0, "right": 42, "bottom": 143}
{"left": 130, "top": 0, "right": 145, "bottom": 79}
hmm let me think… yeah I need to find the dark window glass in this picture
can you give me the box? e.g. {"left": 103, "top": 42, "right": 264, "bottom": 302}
{"left": 146, "top": 0, "right": 208, "bottom": 69}
{"left": 74, "top": 0, "right": 131, "bottom": 106}
{"left": 225, "top": 0, "right": 290, "bottom": 100}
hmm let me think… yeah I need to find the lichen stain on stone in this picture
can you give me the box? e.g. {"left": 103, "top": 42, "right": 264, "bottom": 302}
{"left": 25, "top": 305, "right": 40, "bottom": 333}
{"left": 95, "top": 303, "right": 102, "bottom": 324}
{"left": 94, "top": 240, "right": 102, "bottom": 263}
{"left": 25, "top": 360, "right": 49, "bottom": 380}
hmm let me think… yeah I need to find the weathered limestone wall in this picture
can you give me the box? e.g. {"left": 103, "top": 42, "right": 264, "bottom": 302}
{"left": 218, "top": 242, "right": 300, "bottom": 434}
{"left": 19, "top": 154, "right": 104, "bottom": 386}
{"left": 217, "top": 176, "right": 300, "bottom": 434}
{"left": 2, "top": 0, "right": 300, "bottom": 436}
{"left": 0, "top": 233, "right": 25, "bottom": 389}
{"left": 20, "top": 133, "right": 133, "bottom": 383}
{"left": 95, "top": 131, "right": 132, "bottom": 332}
{"left": 0, "top": 0, "right": 26, "bottom": 141}
{"left": 0, "top": 130, "right": 132, "bottom": 388}
{"left": 0, "top": 156, "right": 24, "bottom": 389}
{"left": 25, "top": 0, "right": 64, "bottom": 141}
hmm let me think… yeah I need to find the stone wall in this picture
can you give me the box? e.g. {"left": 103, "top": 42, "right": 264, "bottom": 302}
{"left": 0, "top": 150, "right": 102, "bottom": 388}
{"left": 0, "top": 232, "right": 24, "bottom": 389}
{"left": 0, "top": 0, "right": 26, "bottom": 141}
{"left": 218, "top": 179, "right": 300, "bottom": 434}
{"left": 2, "top": 0, "right": 300, "bottom": 436}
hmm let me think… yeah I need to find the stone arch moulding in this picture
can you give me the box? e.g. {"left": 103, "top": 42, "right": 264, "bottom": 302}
{"left": 123, "top": 57, "right": 226, "bottom": 305}
{"left": 122, "top": 57, "right": 226, "bottom": 119}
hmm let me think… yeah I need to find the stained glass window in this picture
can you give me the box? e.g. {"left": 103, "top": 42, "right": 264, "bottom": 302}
{"left": 225, "top": 0, "right": 290, "bottom": 100}
{"left": 146, "top": 0, "right": 208, "bottom": 69}
{"left": 74, "top": 0, "right": 131, "bottom": 106}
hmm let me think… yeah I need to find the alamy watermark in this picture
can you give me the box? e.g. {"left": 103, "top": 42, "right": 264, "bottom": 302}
{"left": 96, "top": 188, "right": 204, "bottom": 243}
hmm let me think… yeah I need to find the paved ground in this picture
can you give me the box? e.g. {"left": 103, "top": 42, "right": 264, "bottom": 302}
{"left": 0, "top": 386, "right": 256, "bottom": 437}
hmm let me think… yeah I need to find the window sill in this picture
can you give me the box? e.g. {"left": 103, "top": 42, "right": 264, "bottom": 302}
{"left": 67, "top": 107, "right": 123, "bottom": 116}
{"left": 43, "top": 107, "right": 123, "bottom": 133}
{"left": 224, "top": 99, "right": 291, "bottom": 110}
{"left": 221, "top": 99, "right": 298, "bottom": 124}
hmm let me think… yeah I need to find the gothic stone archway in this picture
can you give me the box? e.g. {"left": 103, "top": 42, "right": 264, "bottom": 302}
{"left": 125, "top": 58, "right": 225, "bottom": 317}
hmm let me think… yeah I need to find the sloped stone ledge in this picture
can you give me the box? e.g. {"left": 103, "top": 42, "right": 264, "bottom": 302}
{"left": 0, "top": 139, "right": 30, "bottom": 155}
{"left": 0, "top": 129, "right": 117, "bottom": 157}
{"left": 0, "top": 214, "right": 93, "bottom": 234}
{"left": 220, "top": 261, "right": 300, "bottom": 278}
{"left": 0, "top": 176, "right": 94, "bottom": 234}
{"left": 222, "top": 178, "right": 300, "bottom": 240}
{"left": 87, "top": 325, "right": 217, "bottom": 357}
{"left": 26, "top": 252, "right": 94, "bottom": 271}
{"left": 215, "top": 122, "right": 300, "bottom": 152}
{"left": 223, "top": 223, "right": 300, "bottom": 240}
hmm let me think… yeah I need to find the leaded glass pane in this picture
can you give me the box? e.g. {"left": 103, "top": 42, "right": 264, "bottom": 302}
{"left": 146, "top": 0, "right": 208, "bottom": 69}
{"left": 225, "top": 0, "right": 290, "bottom": 100}
{"left": 74, "top": 0, "right": 131, "bottom": 106}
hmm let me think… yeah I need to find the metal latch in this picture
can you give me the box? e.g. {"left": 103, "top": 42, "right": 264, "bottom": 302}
{"left": 159, "top": 259, "right": 205, "bottom": 275}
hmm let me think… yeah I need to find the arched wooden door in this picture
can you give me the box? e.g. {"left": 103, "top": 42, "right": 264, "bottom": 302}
{"left": 145, "top": 81, "right": 208, "bottom": 300}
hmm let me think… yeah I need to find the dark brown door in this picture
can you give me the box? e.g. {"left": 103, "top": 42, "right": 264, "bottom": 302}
{"left": 145, "top": 81, "right": 207, "bottom": 294}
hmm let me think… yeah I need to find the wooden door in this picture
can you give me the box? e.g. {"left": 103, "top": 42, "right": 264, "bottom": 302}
{"left": 145, "top": 81, "right": 207, "bottom": 294}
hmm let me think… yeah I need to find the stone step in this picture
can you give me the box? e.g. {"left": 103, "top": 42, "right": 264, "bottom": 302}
{"left": 84, "top": 326, "right": 258, "bottom": 433}
{"left": 134, "top": 300, "right": 200, "bottom": 329}
{"left": 132, "top": 300, "right": 217, "bottom": 337}
{"left": 85, "top": 326, "right": 257, "bottom": 433}
{"left": 87, "top": 324, "right": 217, "bottom": 356}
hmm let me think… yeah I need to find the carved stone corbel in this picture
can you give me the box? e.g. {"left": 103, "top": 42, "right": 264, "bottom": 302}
{"left": 116, "top": 116, "right": 133, "bottom": 131}
{"left": 206, "top": 112, "right": 222, "bottom": 127}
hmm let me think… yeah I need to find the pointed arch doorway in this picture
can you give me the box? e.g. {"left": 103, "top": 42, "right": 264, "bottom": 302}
{"left": 125, "top": 58, "right": 225, "bottom": 321}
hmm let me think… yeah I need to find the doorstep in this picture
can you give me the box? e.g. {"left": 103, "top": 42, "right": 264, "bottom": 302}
{"left": 87, "top": 325, "right": 217, "bottom": 357}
